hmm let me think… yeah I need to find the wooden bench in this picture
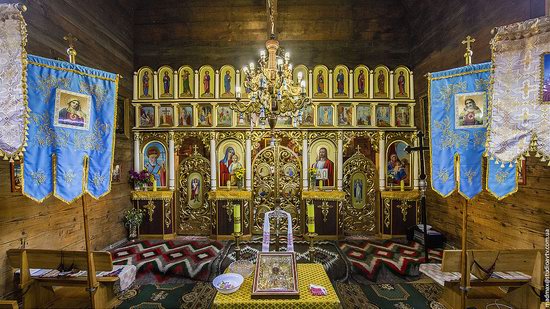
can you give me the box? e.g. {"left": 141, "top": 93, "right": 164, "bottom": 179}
{"left": 421, "top": 249, "right": 543, "bottom": 309}
{"left": 7, "top": 249, "right": 121, "bottom": 309}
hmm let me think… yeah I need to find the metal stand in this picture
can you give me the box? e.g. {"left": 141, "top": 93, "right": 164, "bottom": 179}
{"left": 306, "top": 232, "right": 317, "bottom": 262}
{"left": 405, "top": 131, "right": 430, "bottom": 262}
{"left": 232, "top": 232, "right": 243, "bottom": 260}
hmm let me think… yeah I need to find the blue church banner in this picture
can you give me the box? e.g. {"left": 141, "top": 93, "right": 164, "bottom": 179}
{"left": 22, "top": 55, "right": 118, "bottom": 203}
{"left": 429, "top": 62, "right": 517, "bottom": 200}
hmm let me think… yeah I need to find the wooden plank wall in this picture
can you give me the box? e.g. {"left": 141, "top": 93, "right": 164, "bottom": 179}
{"left": 0, "top": 0, "right": 134, "bottom": 298}
{"left": 404, "top": 0, "right": 549, "bottom": 250}
{"left": 133, "top": 0, "right": 412, "bottom": 70}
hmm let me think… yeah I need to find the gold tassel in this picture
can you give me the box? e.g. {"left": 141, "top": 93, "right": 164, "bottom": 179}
{"left": 535, "top": 152, "right": 541, "bottom": 158}
{"left": 509, "top": 162, "right": 513, "bottom": 168}
{"left": 500, "top": 163, "right": 505, "bottom": 168}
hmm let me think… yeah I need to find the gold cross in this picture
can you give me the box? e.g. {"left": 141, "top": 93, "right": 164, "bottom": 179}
{"left": 193, "top": 144, "right": 199, "bottom": 154}
{"left": 462, "top": 36, "right": 475, "bottom": 65}
{"left": 355, "top": 145, "right": 361, "bottom": 153}
{"left": 144, "top": 200, "right": 155, "bottom": 222}
{"left": 63, "top": 33, "right": 78, "bottom": 64}
{"left": 461, "top": 35, "right": 475, "bottom": 50}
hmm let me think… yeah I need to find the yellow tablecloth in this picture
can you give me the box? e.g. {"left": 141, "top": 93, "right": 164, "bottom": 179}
{"left": 213, "top": 263, "right": 341, "bottom": 308}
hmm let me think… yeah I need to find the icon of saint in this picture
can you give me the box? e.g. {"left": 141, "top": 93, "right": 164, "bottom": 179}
{"left": 58, "top": 99, "right": 86, "bottom": 127}
{"left": 312, "top": 147, "right": 334, "bottom": 186}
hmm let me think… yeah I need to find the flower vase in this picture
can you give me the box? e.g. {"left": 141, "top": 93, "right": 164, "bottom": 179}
{"left": 310, "top": 177, "right": 316, "bottom": 190}
{"left": 127, "top": 224, "right": 138, "bottom": 241}
{"left": 237, "top": 179, "right": 243, "bottom": 190}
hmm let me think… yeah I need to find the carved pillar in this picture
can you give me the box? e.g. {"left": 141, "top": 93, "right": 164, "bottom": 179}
{"left": 302, "top": 133, "right": 309, "bottom": 190}
{"left": 153, "top": 71, "right": 159, "bottom": 100}
{"left": 308, "top": 70, "right": 313, "bottom": 97}
{"left": 173, "top": 71, "right": 178, "bottom": 99}
{"left": 168, "top": 131, "right": 175, "bottom": 190}
{"left": 210, "top": 133, "right": 217, "bottom": 191}
{"left": 133, "top": 72, "right": 138, "bottom": 100}
{"left": 379, "top": 132, "right": 386, "bottom": 190}
{"left": 236, "top": 69, "right": 241, "bottom": 91}
{"left": 369, "top": 70, "right": 375, "bottom": 98}
{"left": 409, "top": 71, "right": 415, "bottom": 100}
{"left": 389, "top": 71, "right": 395, "bottom": 99}
{"left": 348, "top": 70, "right": 353, "bottom": 98}
{"left": 194, "top": 70, "right": 199, "bottom": 99}
{"left": 245, "top": 133, "right": 252, "bottom": 191}
{"left": 215, "top": 70, "right": 220, "bottom": 99}
{"left": 133, "top": 132, "right": 141, "bottom": 172}
{"left": 337, "top": 132, "right": 344, "bottom": 190}
{"left": 328, "top": 69, "right": 333, "bottom": 98}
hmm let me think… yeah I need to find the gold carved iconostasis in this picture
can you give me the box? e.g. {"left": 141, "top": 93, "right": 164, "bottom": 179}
{"left": 131, "top": 63, "right": 420, "bottom": 238}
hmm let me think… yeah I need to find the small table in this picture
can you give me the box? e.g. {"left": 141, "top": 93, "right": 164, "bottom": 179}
{"left": 213, "top": 263, "right": 341, "bottom": 308}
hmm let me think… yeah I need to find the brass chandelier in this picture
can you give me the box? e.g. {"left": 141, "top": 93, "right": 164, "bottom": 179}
{"left": 230, "top": 1, "right": 311, "bottom": 129}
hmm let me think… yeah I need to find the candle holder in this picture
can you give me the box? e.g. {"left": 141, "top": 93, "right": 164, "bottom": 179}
{"left": 306, "top": 232, "right": 318, "bottom": 262}
{"left": 232, "top": 232, "right": 243, "bottom": 260}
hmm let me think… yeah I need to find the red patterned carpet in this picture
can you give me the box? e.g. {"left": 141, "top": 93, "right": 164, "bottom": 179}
{"left": 110, "top": 239, "right": 223, "bottom": 281}
{"left": 340, "top": 240, "right": 442, "bottom": 280}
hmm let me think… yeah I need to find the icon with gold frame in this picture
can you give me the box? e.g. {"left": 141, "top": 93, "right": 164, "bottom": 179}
{"left": 216, "top": 104, "right": 234, "bottom": 127}
{"left": 317, "top": 104, "right": 334, "bottom": 126}
{"left": 337, "top": 103, "right": 354, "bottom": 126}
{"left": 197, "top": 104, "right": 213, "bottom": 127}
{"left": 252, "top": 252, "right": 299, "bottom": 299}
{"left": 300, "top": 104, "right": 315, "bottom": 127}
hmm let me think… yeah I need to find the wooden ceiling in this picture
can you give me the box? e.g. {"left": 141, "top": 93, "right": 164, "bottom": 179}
{"left": 133, "top": 0, "right": 413, "bottom": 69}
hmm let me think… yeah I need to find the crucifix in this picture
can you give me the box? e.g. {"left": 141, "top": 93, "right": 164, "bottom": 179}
{"left": 192, "top": 144, "right": 199, "bottom": 155}
{"left": 63, "top": 33, "right": 78, "bottom": 64}
{"left": 355, "top": 145, "right": 361, "bottom": 153}
{"left": 405, "top": 131, "right": 430, "bottom": 262}
{"left": 461, "top": 35, "right": 475, "bottom": 65}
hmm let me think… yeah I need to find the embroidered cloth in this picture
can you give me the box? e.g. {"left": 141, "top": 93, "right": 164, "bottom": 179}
{"left": 0, "top": 4, "right": 27, "bottom": 160}
{"left": 262, "top": 209, "right": 294, "bottom": 252}
{"left": 429, "top": 63, "right": 517, "bottom": 199}
{"left": 488, "top": 16, "right": 550, "bottom": 162}
{"left": 213, "top": 264, "right": 340, "bottom": 308}
{"left": 23, "top": 55, "right": 118, "bottom": 203}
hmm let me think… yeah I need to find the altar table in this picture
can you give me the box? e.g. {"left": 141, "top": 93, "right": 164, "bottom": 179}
{"left": 213, "top": 263, "right": 341, "bottom": 308}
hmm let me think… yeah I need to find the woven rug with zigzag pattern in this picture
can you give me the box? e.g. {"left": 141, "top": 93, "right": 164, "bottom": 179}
{"left": 340, "top": 239, "right": 443, "bottom": 281}
{"left": 110, "top": 239, "right": 223, "bottom": 282}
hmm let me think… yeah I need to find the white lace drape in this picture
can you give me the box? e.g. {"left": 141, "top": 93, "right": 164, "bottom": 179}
{"left": 487, "top": 16, "right": 550, "bottom": 163}
{"left": 0, "top": 4, "right": 27, "bottom": 160}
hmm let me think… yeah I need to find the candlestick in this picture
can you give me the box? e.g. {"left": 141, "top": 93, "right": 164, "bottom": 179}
{"left": 227, "top": 180, "right": 231, "bottom": 190}
{"left": 307, "top": 202, "right": 315, "bottom": 233}
{"left": 233, "top": 203, "right": 241, "bottom": 233}
{"left": 400, "top": 180, "right": 404, "bottom": 191}
{"left": 318, "top": 180, "right": 323, "bottom": 190}
{"left": 153, "top": 179, "right": 157, "bottom": 192}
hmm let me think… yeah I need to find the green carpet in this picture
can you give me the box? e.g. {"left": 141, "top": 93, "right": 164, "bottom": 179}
{"left": 116, "top": 282, "right": 216, "bottom": 309}
{"left": 335, "top": 282, "right": 447, "bottom": 309}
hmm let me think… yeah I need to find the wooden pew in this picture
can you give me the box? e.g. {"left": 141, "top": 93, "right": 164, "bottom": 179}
{"left": 0, "top": 300, "right": 18, "bottom": 309}
{"left": 7, "top": 249, "right": 120, "bottom": 309}
{"left": 439, "top": 249, "right": 543, "bottom": 309}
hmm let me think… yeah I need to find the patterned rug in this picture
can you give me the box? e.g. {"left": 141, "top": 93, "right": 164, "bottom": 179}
{"left": 110, "top": 239, "right": 223, "bottom": 282}
{"left": 115, "top": 282, "right": 216, "bottom": 309}
{"left": 335, "top": 282, "right": 447, "bottom": 309}
{"left": 217, "top": 239, "right": 351, "bottom": 282}
{"left": 340, "top": 240, "right": 442, "bottom": 281}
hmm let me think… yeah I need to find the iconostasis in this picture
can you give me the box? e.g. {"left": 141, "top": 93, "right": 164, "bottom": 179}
{"left": 131, "top": 63, "right": 420, "bottom": 237}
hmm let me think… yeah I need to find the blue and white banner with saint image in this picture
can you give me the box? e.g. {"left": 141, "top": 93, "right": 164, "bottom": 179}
{"left": 22, "top": 55, "right": 118, "bottom": 203}
{"left": 429, "top": 62, "right": 517, "bottom": 200}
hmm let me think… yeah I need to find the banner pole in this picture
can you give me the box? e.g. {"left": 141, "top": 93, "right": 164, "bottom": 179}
{"left": 81, "top": 194, "right": 97, "bottom": 308}
{"left": 460, "top": 198, "right": 468, "bottom": 309}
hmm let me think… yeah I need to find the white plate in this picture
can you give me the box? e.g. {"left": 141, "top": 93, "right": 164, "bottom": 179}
{"left": 212, "top": 273, "right": 244, "bottom": 294}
